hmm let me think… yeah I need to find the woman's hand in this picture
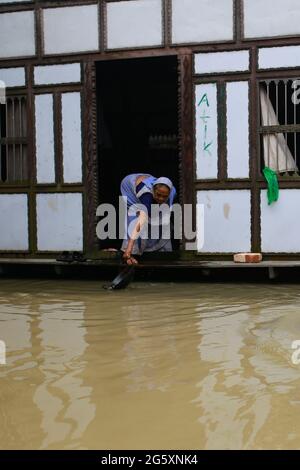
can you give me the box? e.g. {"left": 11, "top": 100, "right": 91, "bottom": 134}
{"left": 122, "top": 251, "right": 138, "bottom": 265}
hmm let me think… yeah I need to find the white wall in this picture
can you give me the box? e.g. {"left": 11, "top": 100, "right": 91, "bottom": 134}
{"left": 259, "top": 46, "right": 300, "bottom": 70}
{"left": 62, "top": 92, "right": 82, "bottom": 184}
{"left": 34, "top": 64, "right": 81, "bottom": 86}
{"left": 35, "top": 94, "right": 55, "bottom": 184}
{"left": 107, "top": 0, "right": 162, "bottom": 49}
{"left": 172, "top": 0, "right": 233, "bottom": 44}
{"left": 0, "top": 68, "right": 25, "bottom": 88}
{"left": 43, "top": 5, "right": 99, "bottom": 55}
{"left": 0, "top": 11, "right": 35, "bottom": 58}
{"left": 261, "top": 189, "right": 300, "bottom": 253}
{"left": 197, "top": 190, "right": 251, "bottom": 253}
{"left": 195, "top": 50, "right": 249, "bottom": 75}
{"left": 244, "top": 0, "right": 300, "bottom": 39}
{"left": 0, "top": 194, "right": 28, "bottom": 251}
{"left": 195, "top": 83, "right": 218, "bottom": 179}
{"left": 226, "top": 81, "right": 249, "bottom": 179}
{"left": 36, "top": 193, "right": 83, "bottom": 251}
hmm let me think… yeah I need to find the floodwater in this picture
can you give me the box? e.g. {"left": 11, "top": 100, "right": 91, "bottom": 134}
{"left": 0, "top": 279, "right": 300, "bottom": 450}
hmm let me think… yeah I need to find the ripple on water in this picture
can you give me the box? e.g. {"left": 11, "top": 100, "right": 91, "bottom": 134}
{"left": 0, "top": 280, "right": 300, "bottom": 449}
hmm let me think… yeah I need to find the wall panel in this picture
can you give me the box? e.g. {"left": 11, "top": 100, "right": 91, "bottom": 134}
{"left": 0, "top": 11, "right": 35, "bottom": 59}
{"left": 35, "top": 94, "right": 55, "bottom": 184}
{"left": 194, "top": 50, "right": 249, "bottom": 75}
{"left": 62, "top": 92, "right": 82, "bottom": 184}
{"left": 197, "top": 190, "right": 251, "bottom": 253}
{"left": 36, "top": 193, "right": 83, "bottom": 251}
{"left": 107, "top": 0, "right": 162, "bottom": 49}
{"left": 172, "top": 0, "right": 233, "bottom": 44}
{"left": 34, "top": 64, "right": 81, "bottom": 86}
{"left": 259, "top": 45, "right": 300, "bottom": 70}
{"left": 43, "top": 5, "right": 99, "bottom": 55}
{"left": 261, "top": 189, "right": 300, "bottom": 253}
{"left": 244, "top": 0, "right": 300, "bottom": 39}
{"left": 0, "top": 68, "right": 25, "bottom": 88}
{"left": 0, "top": 194, "right": 28, "bottom": 251}
{"left": 226, "top": 81, "right": 249, "bottom": 179}
{"left": 195, "top": 83, "right": 218, "bottom": 179}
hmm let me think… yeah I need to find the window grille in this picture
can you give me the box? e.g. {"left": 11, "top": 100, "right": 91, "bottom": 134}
{"left": 0, "top": 96, "right": 28, "bottom": 183}
{"left": 259, "top": 79, "right": 300, "bottom": 176}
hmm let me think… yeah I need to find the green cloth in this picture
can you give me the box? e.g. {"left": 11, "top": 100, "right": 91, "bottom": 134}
{"left": 263, "top": 167, "right": 279, "bottom": 205}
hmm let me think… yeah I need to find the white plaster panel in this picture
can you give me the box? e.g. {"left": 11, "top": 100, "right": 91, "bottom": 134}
{"left": 195, "top": 83, "right": 218, "bottom": 179}
{"left": 62, "top": 92, "right": 82, "bottom": 184}
{"left": 0, "top": 67, "right": 25, "bottom": 88}
{"left": 259, "top": 46, "right": 300, "bottom": 70}
{"left": 226, "top": 81, "right": 249, "bottom": 178}
{"left": 43, "top": 5, "right": 99, "bottom": 55}
{"left": 172, "top": 0, "right": 234, "bottom": 44}
{"left": 107, "top": 0, "right": 162, "bottom": 49}
{"left": 34, "top": 63, "right": 81, "bottom": 85}
{"left": 244, "top": 0, "right": 300, "bottom": 39}
{"left": 194, "top": 50, "right": 249, "bottom": 75}
{"left": 35, "top": 94, "right": 55, "bottom": 184}
{"left": 0, "top": 11, "right": 35, "bottom": 58}
{"left": 197, "top": 190, "right": 251, "bottom": 253}
{"left": 36, "top": 193, "right": 83, "bottom": 251}
{"left": 261, "top": 189, "right": 300, "bottom": 253}
{"left": 0, "top": 194, "right": 28, "bottom": 250}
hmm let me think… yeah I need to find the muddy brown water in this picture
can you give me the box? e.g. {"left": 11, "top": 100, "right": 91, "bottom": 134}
{"left": 0, "top": 278, "right": 300, "bottom": 450}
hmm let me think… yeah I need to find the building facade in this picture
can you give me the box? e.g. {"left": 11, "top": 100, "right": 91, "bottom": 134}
{"left": 1, "top": 0, "right": 300, "bottom": 259}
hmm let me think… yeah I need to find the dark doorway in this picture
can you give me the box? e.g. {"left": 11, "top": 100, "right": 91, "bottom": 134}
{"left": 96, "top": 55, "right": 179, "bottom": 250}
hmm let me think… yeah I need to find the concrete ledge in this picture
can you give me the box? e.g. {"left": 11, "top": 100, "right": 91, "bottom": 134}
{"left": 1, "top": 258, "right": 300, "bottom": 269}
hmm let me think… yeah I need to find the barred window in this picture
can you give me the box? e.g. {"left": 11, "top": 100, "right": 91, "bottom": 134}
{"left": 259, "top": 79, "right": 300, "bottom": 176}
{"left": 0, "top": 96, "right": 28, "bottom": 183}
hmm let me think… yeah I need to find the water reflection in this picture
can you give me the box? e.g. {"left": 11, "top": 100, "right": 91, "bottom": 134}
{"left": 33, "top": 301, "right": 95, "bottom": 449}
{"left": 195, "top": 304, "right": 268, "bottom": 450}
{"left": 123, "top": 303, "right": 182, "bottom": 393}
{"left": 0, "top": 294, "right": 38, "bottom": 449}
{"left": 0, "top": 282, "right": 95, "bottom": 449}
{"left": 0, "top": 280, "right": 300, "bottom": 449}
{"left": 195, "top": 294, "right": 300, "bottom": 450}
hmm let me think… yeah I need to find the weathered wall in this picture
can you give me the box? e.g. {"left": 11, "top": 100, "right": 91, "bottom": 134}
{"left": 1, "top": 1, "right": 300, "bottom": 255}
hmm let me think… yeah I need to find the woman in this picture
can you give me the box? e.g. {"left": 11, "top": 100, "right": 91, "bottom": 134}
{"left": 120, "top": 174, "right": 176, "bottom": 265}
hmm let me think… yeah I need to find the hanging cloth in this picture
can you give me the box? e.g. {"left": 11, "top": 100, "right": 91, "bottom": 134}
{"left": 263, "top": 167, "right": 279, "bottom": 205}
{"left": 260, "top": 86, "right": 298, "bottom": 173}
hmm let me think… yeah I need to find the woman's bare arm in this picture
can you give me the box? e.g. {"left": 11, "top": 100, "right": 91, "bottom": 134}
{"left": 123, "top": 211, "right": 148, "bottom": 264}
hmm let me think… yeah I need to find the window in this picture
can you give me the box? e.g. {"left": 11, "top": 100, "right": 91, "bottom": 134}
{"left": 259, "top": 79, "right": 300, "bottom": 176}
{"left": 0, "top": 96, "right": 28, "bottom": 183}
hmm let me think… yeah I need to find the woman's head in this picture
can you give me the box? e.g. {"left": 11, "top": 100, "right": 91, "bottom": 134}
{"left": 153, "top": 177, "right": 173, "bottom": 204}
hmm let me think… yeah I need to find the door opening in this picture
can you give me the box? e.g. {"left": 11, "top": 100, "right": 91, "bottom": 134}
{"left": 96, "top": 55, "right": 179, "bottom": 250}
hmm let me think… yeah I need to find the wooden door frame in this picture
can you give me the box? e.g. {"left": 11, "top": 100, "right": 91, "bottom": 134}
{"left": 83, "top": 52, "right": 195, "bottom": 254}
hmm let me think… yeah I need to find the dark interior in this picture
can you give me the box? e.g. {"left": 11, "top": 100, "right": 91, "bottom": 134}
{"left": 96, "top": 56, "right": 179, "bottom": 249}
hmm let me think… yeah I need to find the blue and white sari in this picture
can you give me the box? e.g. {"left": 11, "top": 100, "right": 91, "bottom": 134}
{"left": 120, "top": 173, "right": 176, "bottom": 255}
